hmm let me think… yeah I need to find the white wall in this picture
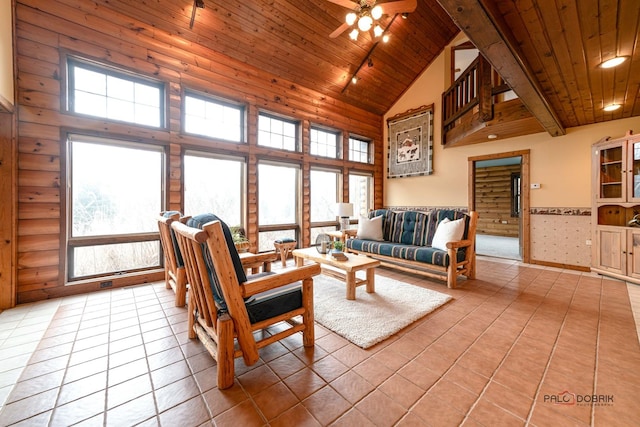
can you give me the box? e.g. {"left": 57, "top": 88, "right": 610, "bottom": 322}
{"left": 383, "top": 35, "right": 640, "bottom": 268}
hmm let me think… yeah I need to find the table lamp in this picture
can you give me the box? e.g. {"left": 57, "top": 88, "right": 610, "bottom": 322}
{"left": 336, "top": 202, "right": 353, "bottom": 231}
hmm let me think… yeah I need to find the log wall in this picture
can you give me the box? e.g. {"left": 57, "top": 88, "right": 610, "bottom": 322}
{"left": 475, "top": 164, "right": 520, "bottom": 237}
{"left": 13, "top": 0, "right": 384, "bottom": 304}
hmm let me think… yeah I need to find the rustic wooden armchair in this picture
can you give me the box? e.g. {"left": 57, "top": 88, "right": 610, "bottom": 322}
{"left": 171, "top": 213, "right": 320, "bottom": 389}
{"left": 157, "top": 211, "right": 188, "bottom": 307}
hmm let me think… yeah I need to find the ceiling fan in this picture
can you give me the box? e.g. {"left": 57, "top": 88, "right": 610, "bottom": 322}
{"left": 326, "top": 0, "right": 417, "bottom": 40}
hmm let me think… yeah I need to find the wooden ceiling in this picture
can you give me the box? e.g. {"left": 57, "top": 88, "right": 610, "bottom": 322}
{"left": 93, "top": 0, "right": 639, "bottom": 131}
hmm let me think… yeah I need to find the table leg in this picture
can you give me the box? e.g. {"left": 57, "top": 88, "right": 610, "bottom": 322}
{"left": 366, "top": 267, "right": 375, "bottom": 293}
{"left": 346, "top": 271, "right": 356, "bottom": 300}
{"left": 264, "top": 261, "right": 271, "bottom": 272}
{"left": 295, "top": 256, "right": 303, "bottom": 267}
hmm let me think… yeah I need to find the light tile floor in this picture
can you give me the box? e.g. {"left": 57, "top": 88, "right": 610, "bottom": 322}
{"left": 0, "top": 256, "right": 639, "bottom": 426}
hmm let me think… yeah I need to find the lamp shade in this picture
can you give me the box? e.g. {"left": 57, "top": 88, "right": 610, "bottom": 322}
{"left": 336, "top": 203, "right": 354, "bottom": 217}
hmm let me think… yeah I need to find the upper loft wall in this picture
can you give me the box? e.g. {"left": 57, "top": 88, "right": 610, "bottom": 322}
{"left": 0, "top": 0, "right": 14, "bottom": 112}
{"left": 383, "top": 35, "right": 640, "bottom": 209}
{"left": 13, "top": 0, "right": 384, "bottom": 303}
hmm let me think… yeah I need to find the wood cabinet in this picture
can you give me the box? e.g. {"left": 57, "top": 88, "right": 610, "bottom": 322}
{"left": 592, "top": 130, "right": 640, "bottom": 283}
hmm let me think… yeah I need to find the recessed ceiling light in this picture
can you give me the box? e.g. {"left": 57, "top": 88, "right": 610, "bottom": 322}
{"left": 600, "top": 57, "right": 628, "bottom": 68}
{"left": 604, "top": 103, "right": 621, "bottom": 112}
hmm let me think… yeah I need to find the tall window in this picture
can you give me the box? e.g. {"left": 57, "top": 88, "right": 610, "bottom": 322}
{"left": 67, "top": 58, "right": 163, "bottom": 128}
{"left": 310, "top": 127, "right": 339, "bottom": 158}
{"left": 349, "top": 136, "right": 372, "bottom": 163}
{"left": 511, "top": 172, "right": 521, "bottom": 217}
{"left": 310, "top": 169, "right": 340, "bottom": 242}
{"left": 67, "top": 135, "right": 163, "bottom": 280}
{"left": 184, "top": 153, "right": 245, "bottom": 226}
{"left": 258, "top": 162, "right": 299, "bottom": 251}
{"left": 349, "top": 173, "right": 374, "bottom": 218}
{"left": 258, "top": 113, "right": 298, "bottom": 151}
{"left": 184, "top": 92, "right": 244, "bottom": 142}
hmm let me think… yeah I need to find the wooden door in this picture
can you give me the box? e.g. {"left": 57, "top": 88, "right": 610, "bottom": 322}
{"left": 627, "top": 229, "right": 640, "bottom": 279}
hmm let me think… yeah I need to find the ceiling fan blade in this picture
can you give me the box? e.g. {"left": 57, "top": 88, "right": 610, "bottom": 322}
{"left": 325, "top": 0, "right": 357, "bottom": 9}
{"left": 379, "top": 0, "right": 417, "bottom": 15}
{"left": 330, "top": 22, "right": 351, "bottom": 38}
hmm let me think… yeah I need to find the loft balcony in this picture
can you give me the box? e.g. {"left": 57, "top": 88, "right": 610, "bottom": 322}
{"left": 442, "top": 55, "right": 545, "bottom": 147}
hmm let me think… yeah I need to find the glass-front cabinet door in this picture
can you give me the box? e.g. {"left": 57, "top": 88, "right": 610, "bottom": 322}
{"left": 595, "top": 140, "right": 625, "bottom": 202}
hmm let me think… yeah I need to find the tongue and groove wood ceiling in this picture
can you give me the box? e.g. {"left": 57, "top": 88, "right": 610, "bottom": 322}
{"left": 96, "top": 0, "right": 638, "bottom": 132}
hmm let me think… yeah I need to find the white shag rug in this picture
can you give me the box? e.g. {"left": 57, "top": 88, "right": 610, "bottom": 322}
{"left": 313, "top": 274, "right": 453, "bottom": 349}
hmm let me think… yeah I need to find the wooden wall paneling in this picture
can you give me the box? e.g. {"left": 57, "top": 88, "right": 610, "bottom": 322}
{"left": 17, "top": 265, "right": 59, "bottom": 288}
{"left": 13, "top": 0, "right": 383, "bottom": 303}
{"left": 18, "top": 203, "right": 59, "bottom": 220}
{"left": 475, "top": 164, "right": 520, "bottom": 237}
{"left": 0, "top": 112, "right": 16, "bottom": 309}
{"left": 17, "top": 219, "right": 59, "bottom": 236}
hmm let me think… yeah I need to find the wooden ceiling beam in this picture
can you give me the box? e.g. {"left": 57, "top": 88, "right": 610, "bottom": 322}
{"left": 437, "top": 0, "right": 566, "bottom": 137}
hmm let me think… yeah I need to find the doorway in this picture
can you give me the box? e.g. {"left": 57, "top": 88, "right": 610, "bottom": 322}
{"left": 469, "top": 150, "right": 530, "bottom": 262}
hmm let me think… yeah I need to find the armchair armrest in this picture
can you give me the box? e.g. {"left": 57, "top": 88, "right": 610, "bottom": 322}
{"left": 446, "top": 239, "right": 473, "bottom": 250}
{"left": 343, "top": 229, "right": 357, "bottom": 239}
{"left": 241, "top": 263, "right": 321, "bottom": 297}
{"left": 239, "top": 251, "right": 278, "bottom": 266}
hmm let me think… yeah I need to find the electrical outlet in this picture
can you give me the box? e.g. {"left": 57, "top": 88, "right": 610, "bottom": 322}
{"left": 531, "top": 183, "right": 541, "bottom": 189}
{"left": 585, "top": 239, "right": 592, "bottom": 246}
{"left": 100, "top": 281, "right": 113, "bottom": 288}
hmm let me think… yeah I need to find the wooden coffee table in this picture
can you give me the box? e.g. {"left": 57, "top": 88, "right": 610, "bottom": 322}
{"left": 292, "top": 247, "right": 380, "bottom": 300}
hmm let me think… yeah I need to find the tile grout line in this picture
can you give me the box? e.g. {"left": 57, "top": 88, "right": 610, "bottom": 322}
{"left": 461, "top": 268, "right": 567, "bottom": 425}
{"left": 524, "top": 274, "right": 590, "bottom": 426}
{"left": 0, "top": 299, "right": 62, "bottom": 414}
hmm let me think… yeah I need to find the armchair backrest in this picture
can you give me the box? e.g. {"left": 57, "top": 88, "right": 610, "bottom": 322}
{"left": 172, "top": 214, "right": 259, "bottom": 364}
{"left": 158, "top": 211, "right": 183, "bottom": 271}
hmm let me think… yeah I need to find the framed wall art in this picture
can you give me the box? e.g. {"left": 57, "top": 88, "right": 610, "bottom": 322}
{"left": 387, "top": 104, "right": 434, "bottom": 178}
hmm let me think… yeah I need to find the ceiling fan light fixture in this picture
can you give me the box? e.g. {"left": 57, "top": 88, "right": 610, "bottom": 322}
{"left": 371, "top": 5, "right": 383, "bottom": 20}
{"left": 604, "top": 103, "right": 621, "bottom": 112}
{"left": 600, "top": 56, "right": 628, "bottom": 69}
{"left": 373, "top": 24, "right": 384, "bottom": 37}
{"left": 358, "top": 15, "right": 373, "bottom": 32}
{"left": 349, "top": 28, "right": 359, "bottom": 40}
{"left": 346, "top": 12, "right": 357, "bottom": 26}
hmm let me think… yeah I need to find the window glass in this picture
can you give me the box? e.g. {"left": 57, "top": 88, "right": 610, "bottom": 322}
{"left": 69, "top": 59, "right": 163, "bottom": 127}
{"left": 310, "top": 169, "right": 339, "bottom": 222}
{"left": 184, "top": 93, "right": 243, "bottom": 142}
{"left": 258, "top": 163, "right": 298, "bottom": 224}
{"left": 348, "top": 136, "right": 372, "bottom": 163}
{"left": 68, "top": 136, "right": 163, "bottom": 279}
{"left": 310, "top": 128, "right": 338, "bottom": 158}
{"left": 258, "top": 162, "right": 299, "bottom": 252}
{"left": 349, "top": 173, "right": 374, "bottom": 218}
{"left": 184, "top": 153, "right": 244, "bottom": 226}
{"left": 258, "top": 114, "right": 297, "bottom": 151}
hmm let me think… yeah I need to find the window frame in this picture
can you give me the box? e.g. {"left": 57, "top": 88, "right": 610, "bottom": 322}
{"left": 183, "top": 90, "right": 246, "bottom": 143}
{"left": 349, "top": 172, "right": 374, "bottom": 219}
{"left": 309, "top": 125, "right": 340, "bottom": 159}
{"left": 257, "top": 111, "right": 300, "bottom": 152}
{"left": 310, "top": 166, "right": 342, "bottom": 227}
{"left": 348, "top": 135, "right": 373, "bottom": 164}
{"left": 63, "top": 133, "right": 166, "bottom": 282}
{"left": 511, "top": 171, "right": 521, "bottom": 217}
{"left": 66, "top": 56, "right": 166, "bottom": 129}
{"left": 257, "top": 160, "right": 301, "bottom": 251}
